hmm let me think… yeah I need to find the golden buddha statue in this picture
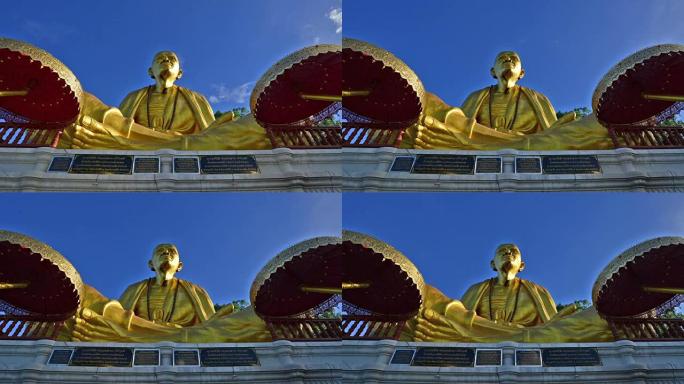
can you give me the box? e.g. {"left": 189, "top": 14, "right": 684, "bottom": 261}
{"left": 400, "top": 51, "right": 614, "bottom": 151}
{"left": 462, "top": 52, "right": 558, "bottom": 135}
{"left": 118, "top": 244, "right": 215, "bottom": 327}
{"left": 64, "top": 244, "right": 270, "bottom": 343}
{"left": 118, "top": 51, "right": 215, "bottom": 135}
{"left": 407, "top": 244, "right": 613, "bottom": 343}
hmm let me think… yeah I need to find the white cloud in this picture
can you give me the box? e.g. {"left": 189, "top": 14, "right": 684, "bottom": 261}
{"left": 327, "top": 8, "right": 342, "bottom": 34}
{"left": 208, "top": 81, "right": 255, "bottom": 105}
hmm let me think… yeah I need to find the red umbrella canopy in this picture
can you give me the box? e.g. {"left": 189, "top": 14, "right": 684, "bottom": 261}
{"left": 0, "top": 38, "right": 82, "bottom": 125}
{"left": 593, "top": 44, "right": 684, "bottom": 125}
{"left": 592, "top": 237, "right": 684, "bottom": 318}
{"left": 251, "top": 44, "right": 341, "bottom": 126}
{"left": 251, "top": 237, "right": 342, "bottom": 317}
{"left": 250, "top": 231, "right": 425, "bottom": 318}
{"left": 342, "top": 38, "right": 424, "bottom": 124}
{"left": 0, "top": 231, "right": 83, "bottom": 319}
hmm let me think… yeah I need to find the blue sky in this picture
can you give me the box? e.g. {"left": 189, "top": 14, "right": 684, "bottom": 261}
{"left": 343, "top": 193, "right": 684, "bottom": 306}
{"left": 345, "top": 0, "right": 684, "bottom": 113}
{"left": 0, "top": 194, "right": 341, "bottom": 305}
{"left": 2, "top": 0, "right": 341, "bottom": 112}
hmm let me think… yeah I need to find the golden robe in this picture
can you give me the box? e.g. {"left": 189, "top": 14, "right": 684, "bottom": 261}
{"left": 118, "top": 278, "right": 215, "bottom": 327}
{"left": 461, "top": 86, "right": 558, "bottom": 134}
{"left": 119, "top": 86, "right": 215, "bottom": 135}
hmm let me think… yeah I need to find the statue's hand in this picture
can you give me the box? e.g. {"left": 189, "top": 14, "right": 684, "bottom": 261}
{"left": 412, "top": 116, "right": 469, "bottom": 149}
{"left": 414, "top": 308, "right": 468, "bottom": 342}
{"left": 69, "top": 123, "right": 128, "bottom": 149}
{"left": 72, "top": 308, "right": 124, "bottom": 342}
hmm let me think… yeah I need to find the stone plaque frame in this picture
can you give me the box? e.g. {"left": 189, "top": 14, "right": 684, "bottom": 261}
{"left": 389, "top": 349, "right": 416, "bottom": 365}
{"left": 411, "top": 154, "right": 476, "bottom": 175}
{"left": 542, "top": 347, "right": 602, "bottom": 367}
{"left": 173, "top": 157, "right": 200, "bottom": 174}
{"left": 475, "top": 157, "right": 502, "bottom": 174}
{"left": 133, "top": 157, "right": 160, "bottom": 174}
{"left": 541, "top": 155, "right": 602, "bottom": 175}
{"left": 475, "top": 349, "right": 502, "bottom": 367}
{"left": 199, "top": 155, "right": 259, "bottom": 175}
{"left": 47, "top": 156, "right": 73, "bottom": 172}
{"left": 173, "top": 349, "right": 200, "bottom": 366}
{"left": 48, "top": 349, "right": 73, "bottom": 365}
{"left": 411, "top": 347, "right": 475, "bottom": 367}
{"left": 389, "top": 156, "right": 416, "bottom": 172}
{"left": 515, "top": 156, "right": 542, "bottom": 174}
{"left": 69, "top": 154, "right": 133, "bottom": 175}
{"left": 133, "top": 349, "right": 160, "bottom": 366}
{"left": 515, "top": 349, "right": 542, "bottom": 366}
{"left": 69, "top": 347, "right": 133, "bottom": 367}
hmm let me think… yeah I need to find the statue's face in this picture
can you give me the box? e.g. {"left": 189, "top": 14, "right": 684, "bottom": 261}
{"left": 150, "top": 51, "right": 181, "bottom": 81}
{"left": 151, "top": 244, "right": 181, "bottom": 274}
{"left": 493, "top": 243, "right": 523, "bottom": 274}
{"left": 492, "top": 51, "right": 523, "bottom": 81}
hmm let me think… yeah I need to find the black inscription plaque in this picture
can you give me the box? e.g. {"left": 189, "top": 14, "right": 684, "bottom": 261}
{"left": 516, "top": 350, "right": 542, "bottom": 366}
{"left": 411, "top": 347, "right": 475, "bottom": 367}
{"left": 69, "top": 154, "right": 132, "bottom": 175}
{"left": 48, "top": 349, "right": 73, "bottom": 365}
{"left": 69, "top": 347, "right": 133, "bottom": 367}
{"left": 390, "top": 349, "right": 415, "bottom": 365}
{"left": 134, "top": 157, "right": 160, "bottom": 173}
{"left": 48, "top": 156, "right": 72, "bottom": 172}
{"left": 542, "top": 348, "right": 601, "bottom": 367}
{"left": 200, "top": 347, "right": 259, "bottom": 367}
{"left": 199, "top": 155, "right": 259, "bottom": 174}
{"left": 174, "top": 157, "right": 199, "bottom": 173}
{"left": 390, "top": 156, "right": 415, "bottom": 172}
{"left": 412, "top": 154, "right": 475, "bottom": 175}
{"left": 515, "top": 157, "right": 542, "bottom": 173}
{"left": 475, "top": 157, "right": 502, "bottom": 173}
{"left": 174, "top": 350, "right": 199, "bottom": 366}
{"left": 475, "top": 349, "right": 502, "bottom": 366}
{"left": 134, "top": 350, "right": 160, "bottom": 366}
{"left": 542, "top": 155, "right": 601, "bottom": 174}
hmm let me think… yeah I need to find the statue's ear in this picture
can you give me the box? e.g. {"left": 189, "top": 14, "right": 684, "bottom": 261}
{"left": 490, "top": 260, "right": 497, "bottom": 271}
{"left": 176, "top": 261, "right": 184, "bottom": 272}
{"left": 148, "top": 67, "right": 155, "bottom": 79}
{"left": 148, "top": 260, "right": 155, "bottom": 271}
{"left": 518, "top": 68, "right": 525, "bottom": 80}
{"left": 490, "top": 67, "right": 497, "bottom": 79}
{"left": 176, "top": 68, "right": 183, "bottom": 80}
{"left": 518, "top": 261, "right": 525, "bottom": 272}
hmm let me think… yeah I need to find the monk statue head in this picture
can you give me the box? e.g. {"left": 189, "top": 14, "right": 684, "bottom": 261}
{"left": 148, "top": 51, "right": 183, "bottom": 91}
{"left": 490, "top": 51, "right": 525, "bottom": 91}
{"left": 490, "top": 243, "right": 525, "bottom": 284}
{"left": 148, "top": 243, "right": 184, "bottom": 284}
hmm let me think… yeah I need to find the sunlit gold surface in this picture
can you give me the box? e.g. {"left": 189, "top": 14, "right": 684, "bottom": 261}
{"left": 0, "top": 90, "right": 29, "bottom": 97}
{"left": 402, "top": 92, "right": 613, "bottom": 150}
{"left": 641, "top": 93, "right": 684, "bottom": 102}
{"left": 0, "top": 282, "right": 29, "bottom": 289}
{"left": 64, "top": 243, "right": 271, "bottom": 343}
{"left": 642, "top": 286, "right": 684, "bottom": 294}
{"left": 592, "top": 237, "right": 684, "bottom": 314}
{"left": 300, "top": 94, "right": 342, "bottom": 102}
{"left": 117, "top": 51, "right": 215, "bottom": 135}
{"left": 299, "top": 282, "right": 370, "bottom": 294}
{"left": 408, "top": 243, "right": 614, "bottom": 343}
{"left": 592, "top": 44, "right": 684, "bottom": 123}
